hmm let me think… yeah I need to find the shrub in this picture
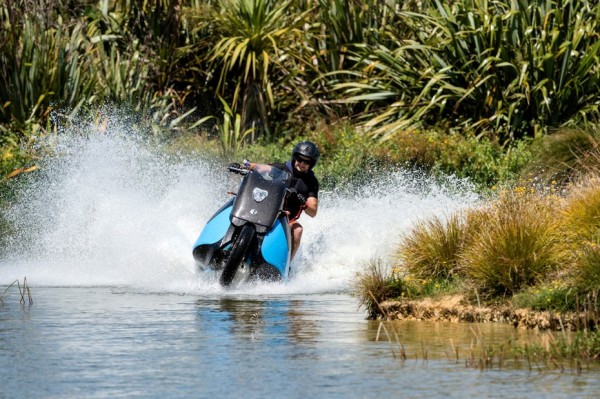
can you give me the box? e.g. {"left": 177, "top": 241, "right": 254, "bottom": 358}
{"left": 355, "top": 259, "right": 408, "bottom": 318}
{"left": 306, "top": 122, "right": 379, "bottom": 189}
{"left": 375, "top": 129, "right": 532, "bottom": 188}
{"left": 431, "top": 132, "right": 532, "bottom": 187}
{"left": 575, "top": 243, "right": 600, "bottom": 293}
{"left": 521, "top": 128, "right": 600, "bottom": 186}
{"left": 512, "top": 282, "right": 578, "bottom": 312}
{"left": 555, "top": 182, "right": 600, "bottom": 288}
{"left": 397, "top": 213, "right": 469, "bottom": 280}
{"left": 559, "top": 182, "right": 600, "bottom": 243}
{"left": 462, "top": 191, "right": 558, "bottom": 296}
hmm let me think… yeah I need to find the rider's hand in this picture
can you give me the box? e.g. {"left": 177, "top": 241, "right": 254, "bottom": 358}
{"left": 289, "top": 188, "right": 306, "bottom": 205}
{"left": 296, "top": 193, "right": 307, "bottom": 205}
{"left": 228, "top": 162, "right": 241, "bottom": 169}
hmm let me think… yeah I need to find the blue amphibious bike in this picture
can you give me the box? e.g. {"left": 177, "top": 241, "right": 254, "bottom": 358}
{"left": 192, "top": 164, "right": 293, "bottom": 286}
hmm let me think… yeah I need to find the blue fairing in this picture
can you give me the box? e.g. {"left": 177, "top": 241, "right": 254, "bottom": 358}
{"left": 192, "top": 185, "right": 291, "bottom": 281}
{"left": 194, "top": 201, "right": 233, "bottom": 247}
{"left": 262, "top": 216, "right": 291, "bottom": 278}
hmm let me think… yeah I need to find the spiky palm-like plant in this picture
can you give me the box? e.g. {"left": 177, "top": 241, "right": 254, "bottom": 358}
{"left": 335, "top": 0, "right": 600, "bottom": 142}
{"left": 209, "top": 0, "right": 305, "bottom": 138}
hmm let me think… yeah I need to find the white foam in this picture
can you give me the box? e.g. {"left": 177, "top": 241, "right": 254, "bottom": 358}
{"left": 1, "top": 115, "right": 479, "bottom": 295}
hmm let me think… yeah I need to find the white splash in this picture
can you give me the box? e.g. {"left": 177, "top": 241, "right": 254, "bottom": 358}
{"left": 0, "top": 117, "right": 479, "bottom": 295}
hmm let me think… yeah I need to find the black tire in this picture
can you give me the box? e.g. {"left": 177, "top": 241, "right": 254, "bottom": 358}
{"left": 219, "top": 224, "right": 255, "bottom": 286}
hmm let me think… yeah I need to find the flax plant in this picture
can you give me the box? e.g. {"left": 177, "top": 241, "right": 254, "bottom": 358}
{"left": 335, "top": 0, "right": 600, "bottom": 142}
{"left": 209, "top": 0, "right": 308, "bottom": 137}
{"left": 0, "top": 1, "right": 97, "bottom": 128}
{"left": 198, "top": 97, "right": 254, "bottom": 157}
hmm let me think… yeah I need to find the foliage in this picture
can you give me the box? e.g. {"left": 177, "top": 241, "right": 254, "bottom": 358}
{"left": 355, "top": 257, "right": 466, "bottom": 316}
{"left": 242, "top": 121, "right": 531, "bottom": 190}
{"left": 303, "top": 122, "right": 380, "bottom": 188}
{"left": 397, "top": 213, "right": 469, "bottom": 280}
{"left": 512, "top": 282, "right": 578, "bottom": 312}
{"left": 521, "top": 127, "right": 600, "bottom": 186}
{"left": 369, "top": 129, "right": 533, "bottom": 188}
{"left": 431, "top": 133, "right": 533, "bottom": 185}
{"left": 576, "top": 243, "right": 600, "bottom": 292}
{"left": 376, "top": 172, "right": 600, "bottom": 311}
{"left": 0, "top": 1, "right": 97, "bottom": 128}
{"left": 509, "top": 329, "right": 600, "bottom": 363}
{"left": 391, "top": 189, "right": 564, "bottom": 303}
{"left": 554, "top": 182, "right": 600, "bottom": 292}
{"left": 208, "top": 0, "right": 308, "bottom": 137}
{"left": 354, "top": 258, "right": 408, "bottom": 318}
{"left": 559, "top": 329, "right": 600, "bottom": 360}
{"left": 336, "top": 0, "right": 600, "bottom": 142}
{"left": 462, "top": 191, "right": 559, "bottom": 296}
{"left": 199, "top": 98, "right": 255, "bottom": 157}
{"left": 559, "top": 182, "right": 600, "bottom": 245}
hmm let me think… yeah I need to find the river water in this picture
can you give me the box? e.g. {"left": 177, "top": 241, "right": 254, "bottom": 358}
{"left": 1, "top": 125, "right": 599, "bottom": 397}
{"left": 2, "top": 288, "right": 599, "bottom": 398}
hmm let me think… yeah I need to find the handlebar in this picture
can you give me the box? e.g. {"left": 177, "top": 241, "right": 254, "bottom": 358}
{"left": 227, "top": 165, "right": 250, "bottom": 175}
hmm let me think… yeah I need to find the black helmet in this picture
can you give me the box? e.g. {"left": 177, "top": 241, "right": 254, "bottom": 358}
{"left": 291, "top": 141, "right": 320, "bottom": 167}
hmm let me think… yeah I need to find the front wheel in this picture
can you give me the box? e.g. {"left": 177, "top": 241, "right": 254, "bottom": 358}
{"left": 219, "top": 224, "right": 255, "bottom": 286}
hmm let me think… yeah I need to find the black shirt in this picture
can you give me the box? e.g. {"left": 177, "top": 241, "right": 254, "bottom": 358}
{"left": 271, "top": 161, "right": 319, "bottom": 220}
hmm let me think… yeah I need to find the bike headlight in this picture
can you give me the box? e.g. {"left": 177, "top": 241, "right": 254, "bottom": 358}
{"left": 253, "top": 188, "right": 268, "bottom": 202}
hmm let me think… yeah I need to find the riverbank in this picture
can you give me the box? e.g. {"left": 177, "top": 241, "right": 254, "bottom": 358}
{"left": 376, "top": 295, "right": 599, "bottom": 331}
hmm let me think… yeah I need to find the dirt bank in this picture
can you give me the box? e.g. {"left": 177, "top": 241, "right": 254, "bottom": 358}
{"left": 377, "top": 296, "right": 599, "bottom": 331}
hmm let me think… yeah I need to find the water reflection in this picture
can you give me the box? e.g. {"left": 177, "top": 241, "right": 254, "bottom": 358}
{"left": 364, "top": 319, "right": 600, "bottom": 372}
{"left": 196, "top": 298, "right": 320, "bottom": 347}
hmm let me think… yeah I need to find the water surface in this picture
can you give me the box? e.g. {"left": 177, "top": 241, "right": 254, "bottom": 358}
{"left": 1, "top": 287, "right": 598, "bottom": 398}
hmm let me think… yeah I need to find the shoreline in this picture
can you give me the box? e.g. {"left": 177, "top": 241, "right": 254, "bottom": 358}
{"left": 376, "top": 296, "right": 599, "bottom": 331}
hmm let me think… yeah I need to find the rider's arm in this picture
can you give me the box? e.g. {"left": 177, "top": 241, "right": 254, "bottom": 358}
{"left": 304, "top": 197, "right": 318, "bottom": 217}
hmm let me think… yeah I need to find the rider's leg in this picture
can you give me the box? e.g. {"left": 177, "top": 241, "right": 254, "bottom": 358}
{"left": 290, "top": 221, "right": 303, "bottom": 260}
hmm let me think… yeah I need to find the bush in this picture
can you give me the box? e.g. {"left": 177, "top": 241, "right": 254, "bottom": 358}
{"left": 355, "top": 259, "right": 408, "bottom": 318}
{"left": 376, "top": 129, "right": 532, "bottom": 188}
{"left": 555, "top": 181, "right": 600, "bottom": 292}
{"left": 559, "top": 182, "right": 600, "bottom": 244}
{"left": 397, "top": 213, "right": 469, "bottom": 280}
{"left": 521, "top": 127, "right": 600, "bottom": 186}
{"left": 305, "top": 122, "right": 379, "bottom": 189}
{"left": 512, "top": 282, "right": 578, "bottom": 312}
{"left": 462, "top": 191, "right": 559, "bottom": 296}
{"left": 574, "top": 243, "right": 600, "bottom": 293}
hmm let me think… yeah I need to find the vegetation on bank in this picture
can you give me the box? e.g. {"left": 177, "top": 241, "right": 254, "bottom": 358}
{"left": 356, "top": 137, "right": 600, "bottom": 326}
{"left": 2, "top": 0, "right": 600, "bottom": 180}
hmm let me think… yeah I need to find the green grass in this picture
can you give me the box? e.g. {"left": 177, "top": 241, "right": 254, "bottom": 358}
{"left": 396, "top": 213, "right": 468, "bottom": 280}
{"left": 462, "top": 192, "right": 559, "bottom": 296}
{"left": 512, "top": 283, "right": 579, "bottom": 312}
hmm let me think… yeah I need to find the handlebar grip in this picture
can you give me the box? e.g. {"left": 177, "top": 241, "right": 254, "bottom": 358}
{"left": 227, "top": 166, "right": 250, "bottom": 175}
